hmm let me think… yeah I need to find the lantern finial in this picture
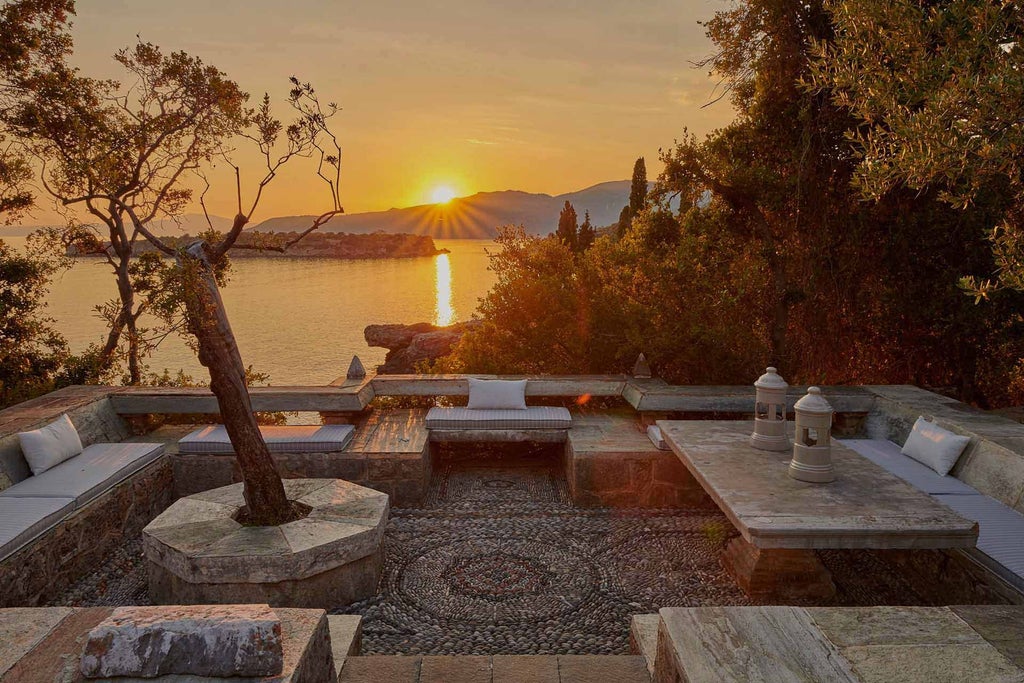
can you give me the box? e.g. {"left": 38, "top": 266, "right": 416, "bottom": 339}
{"left": 750, "top": 366, "right": 790, "bottom": 451}
{"left": 789, "top": 386, "right": 836, "bottom": 483}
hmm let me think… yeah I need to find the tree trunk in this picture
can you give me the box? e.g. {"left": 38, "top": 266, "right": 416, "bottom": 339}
{"left": 179, "top": 241, "right": 296, "bottom": 525}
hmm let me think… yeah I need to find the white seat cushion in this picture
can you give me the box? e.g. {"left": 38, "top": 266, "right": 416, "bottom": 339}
{"left": 839, "top": 439, "right": 978, "bottom": 495}
{"left": 18, "top": 414, "right": 83, "bottom": 475}
{"left": 901, "top": 417, "right": 971, "bottom": 476}
{"left": 425, "top": 406, "right": 572, "bottom": 430}
{"left": 0, "top": 496, "right": 75, "bottom": 561}
{"left": 467, "top": 378, "right": 528, "bottom": 410}
{"left": 0, "top": 442, "right": 164, "bottom": 508}
{"left": 933, "top": 493, "right": 1024, "bottom": 580}
{"left": 178, "top": 425, "right": 355, "bottom": 455}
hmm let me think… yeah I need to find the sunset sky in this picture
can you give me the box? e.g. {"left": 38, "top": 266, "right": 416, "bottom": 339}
{"left": 55, "top": 0, "right": 734, "bottom": 221}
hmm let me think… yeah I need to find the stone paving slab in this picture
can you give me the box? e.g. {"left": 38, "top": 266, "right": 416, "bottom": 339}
{"left": 656, "top": 606, "right": 1024, "bottom": 683}
{"left": 491, "top": 655, "right": 559, "bottom": 683}
{"left": 338, "top": 655, "right": 650, "bottom": 682}
{"left": 420, "top": 655, "right": 492, "bottom": 683}
{"left": 0, "top": 607, "right": 74, "bottom": 677}
{"left": 0, "top": 607, "right": 333, "bottom": 683}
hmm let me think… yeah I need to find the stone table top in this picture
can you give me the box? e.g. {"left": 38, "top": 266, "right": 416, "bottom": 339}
{"left": 657, "top": 605, "right": 1024, "bottom": 683}
{"left": 657, "top": 420, "right": 978, "bottom": 549}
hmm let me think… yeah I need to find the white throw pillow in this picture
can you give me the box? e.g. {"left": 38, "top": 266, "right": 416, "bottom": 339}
{"left": 467, "top": 378, "right": 528, "bottom": 410}
{"left": 901, "top": 416, "right": 970, "bottom": 477}
{"left": 17, "top": 414, "right": 83, "bottom": 476}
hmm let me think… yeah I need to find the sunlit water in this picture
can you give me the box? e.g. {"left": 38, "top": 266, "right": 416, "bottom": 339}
{"left": 6, "top": 238, "right": 496, "bottom": 385}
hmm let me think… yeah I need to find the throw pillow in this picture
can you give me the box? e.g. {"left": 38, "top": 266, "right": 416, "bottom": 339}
{"left": 17, "top": 414, "right": 84, "bottom": 476}
{"left": 901, "top": 416, "right": 971, "bottom": 477}
{"left": 467, "top": 378, "right": 528, "bottom": 410}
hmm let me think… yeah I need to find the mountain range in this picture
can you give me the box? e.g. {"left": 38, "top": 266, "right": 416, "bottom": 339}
{"left": 3, "top": 180, "right": 637, "bottom": 239}
{"left": 252, "top": 180, "right": 634, "bottom": 239}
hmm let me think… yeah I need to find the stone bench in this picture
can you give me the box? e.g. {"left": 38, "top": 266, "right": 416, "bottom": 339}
{"left": 842, "top": 438, "right": 1024, "bottom": 592}
{"left": 424, "top": 406, "right": 572, "bottom": 443}
{"left": 0, "top": 389, "right": 174, "bottom": 606}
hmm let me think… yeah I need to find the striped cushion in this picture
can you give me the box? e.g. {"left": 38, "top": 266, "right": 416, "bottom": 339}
{"left": 425, "top": 407, "right": 572, "bottom": 430}
{"left": 178, "top": 425, "right": 355, "bottom": 455}
{"left": 933, "top": 493, "right": 1024, "bottom": 581}
{"left": 839, "top": 438, "right": 978, "bottom": 495}
{"left": 0, "top": 497, "right": 75, "bottom": 562}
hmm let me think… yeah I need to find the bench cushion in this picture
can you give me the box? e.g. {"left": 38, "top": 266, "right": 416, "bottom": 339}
{"left": 0, "top": 496, "right": 75, "bottom": 562}
{"left": 839, "top": 439, "right": 978, "bottom": 495}
{"left": 0, "top": 442, "right": 164, "bottom": 508}
{"left": 933, "top": 493, "right": 1024, "bottom": 579}
{"left": 425, "top": 406, "right": 572, "bottom": 430}
{"left": 178, "top": 425, "right": 355, "bottom": 455}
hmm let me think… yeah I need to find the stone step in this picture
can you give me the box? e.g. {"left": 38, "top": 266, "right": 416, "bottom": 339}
{"left": 629, "top": 613, "right": 660, "bottom": 678}
{"left": 338, "top": 654, "right": 650, "bottom": 683}
{"left": 327, "top": 615, "right": 362, "bottom": 674}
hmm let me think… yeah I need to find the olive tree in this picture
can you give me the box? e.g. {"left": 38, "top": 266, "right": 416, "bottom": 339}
{"left": 5, "top": 6, "right": 343, "bottom": 524}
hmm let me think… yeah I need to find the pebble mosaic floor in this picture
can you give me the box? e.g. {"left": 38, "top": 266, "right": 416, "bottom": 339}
{"left": 50, "top": 452, "right": 945, "bottom": 655}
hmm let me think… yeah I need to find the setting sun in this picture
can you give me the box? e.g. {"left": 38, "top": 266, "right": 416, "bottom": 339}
{"left": 430, "top": 185, "right": 458, "bottom": 204}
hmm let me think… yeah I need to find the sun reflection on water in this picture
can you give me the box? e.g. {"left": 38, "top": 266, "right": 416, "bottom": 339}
{"left": 435, "top": 253, "right": 454, "bottom": 326}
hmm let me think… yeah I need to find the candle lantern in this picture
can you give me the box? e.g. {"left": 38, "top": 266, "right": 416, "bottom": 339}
{"left": 789, "top": 387, "right": 835, "bottom": 483}
{"left": 749, "top": 367, "right": 790, "bottom": 451}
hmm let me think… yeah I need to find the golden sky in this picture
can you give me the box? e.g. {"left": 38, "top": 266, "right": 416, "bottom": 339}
{"left": 58, "top": 0, "right": 734, "bottom": 221}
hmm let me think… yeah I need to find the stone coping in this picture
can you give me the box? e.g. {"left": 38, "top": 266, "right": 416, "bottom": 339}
{"left": 143, "top": 479, "right": 388, "bottom": 584}
{"left": 653, "top": 605, "right": 1024, "bottom": 683}
{"left": 0, "top": 606, "right": 333, "bottom": 683}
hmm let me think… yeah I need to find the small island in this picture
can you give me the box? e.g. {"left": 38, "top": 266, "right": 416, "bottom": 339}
{"left": 68, "top": 231, "right": 448, "bottom": 260}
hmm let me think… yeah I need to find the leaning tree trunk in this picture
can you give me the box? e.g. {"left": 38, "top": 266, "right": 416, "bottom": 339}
{"left": 179, "top": 241, "right": 296, "bottom": 525}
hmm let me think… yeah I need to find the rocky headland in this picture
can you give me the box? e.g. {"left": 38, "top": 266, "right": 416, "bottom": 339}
{"left": 364, "top": 321, "right": 480, "bottom": 373}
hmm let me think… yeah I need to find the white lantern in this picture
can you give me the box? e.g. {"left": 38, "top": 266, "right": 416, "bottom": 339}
{"left": 750, "top": 367, "right": 790, "bottom": 451}
{"left": 789, "top": 386, "right": 835, "bottom": 483}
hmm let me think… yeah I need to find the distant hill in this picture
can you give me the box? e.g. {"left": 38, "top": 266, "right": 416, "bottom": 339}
{"left": 3, "top": 181, "right": 650, "bottom": 240}
{"left": 251, "top": 180, "right": 637, "bottom": 239}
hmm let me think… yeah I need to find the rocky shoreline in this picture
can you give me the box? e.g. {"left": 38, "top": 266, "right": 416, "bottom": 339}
{"left": 68, "top": 231, "right": 447, "bottom": 260}
{"left": 364, "top": 321, "right": 479, "bottom": 373}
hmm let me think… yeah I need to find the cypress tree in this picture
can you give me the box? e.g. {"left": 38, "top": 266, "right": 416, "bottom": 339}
{"left": 578, "top": 210, "right": 596, "bottom": 251}
{"left": 555, "top": 200, "right": 578, "bottom": 251}
{"left": 629, "top": 157, "right": 648, "bottom": 215}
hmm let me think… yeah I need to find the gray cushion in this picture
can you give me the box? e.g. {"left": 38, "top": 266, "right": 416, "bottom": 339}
{"left": 933, "top": 493, "right": 1024, "bottom": 580}
{"left": 425, "top": 406, "right": 572, "bottom": 430}
{"left": 0, "top": 442, "right": 164, "bottom": 508}
{"left": 839, "top": 438, "right": 978, "bottom": 495}
{"left": 0, "top": 496, "right": 75, "bottom": 561}
{"left": 178, "top": 424, "right": 355, "bottom": 455}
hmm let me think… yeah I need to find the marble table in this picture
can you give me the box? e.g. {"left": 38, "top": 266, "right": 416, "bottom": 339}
{"left": 657, "top": 420, "right": 978, "bottom": 599}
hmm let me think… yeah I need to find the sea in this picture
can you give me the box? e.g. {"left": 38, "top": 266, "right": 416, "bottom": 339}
{"left": 4, "top": 237, "right": 497, "bottom": 385}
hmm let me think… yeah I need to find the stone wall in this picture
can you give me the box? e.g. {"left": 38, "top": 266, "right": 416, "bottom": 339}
{"left": 566, "top": 448, "right": 711, "bottom": 508}
{"left": 171, "top": 450, "right": 429, "bottom": 507}
{"left": 0, "top": 458, "right": 174, "bottom": 607}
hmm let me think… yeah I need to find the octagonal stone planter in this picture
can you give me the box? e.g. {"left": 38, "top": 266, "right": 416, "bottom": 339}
{"left": 143, "top": 479, "right": 388, "bottom": 609}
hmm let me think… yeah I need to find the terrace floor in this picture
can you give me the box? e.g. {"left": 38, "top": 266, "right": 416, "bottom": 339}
{"left": 48, "top": 446, "right": 983, "bottom": 656}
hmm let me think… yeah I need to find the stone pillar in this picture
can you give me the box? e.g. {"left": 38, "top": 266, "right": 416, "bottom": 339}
{"left": 721, "top": 537, "right": 835, "bottom": 601}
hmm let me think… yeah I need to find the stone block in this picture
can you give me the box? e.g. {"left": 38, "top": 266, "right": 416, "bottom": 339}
{"left": 80, "top": 605, "right": 283, "bottom": 678}
{"left": 492, "top": 655, "right": 559, "bottom": 682}
{"left": 420, "top": 655, "right": 492, "bottom": 683}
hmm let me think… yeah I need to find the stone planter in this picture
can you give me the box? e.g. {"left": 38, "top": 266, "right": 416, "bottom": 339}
{"left": 143, "top": 479, "right": 388, "bottom": 609}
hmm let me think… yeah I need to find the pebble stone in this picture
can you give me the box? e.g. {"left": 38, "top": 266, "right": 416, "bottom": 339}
{"left": 48, "top": 453, "right": 953, "bottom": 656}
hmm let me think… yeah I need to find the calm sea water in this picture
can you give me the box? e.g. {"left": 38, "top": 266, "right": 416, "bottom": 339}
{"left": 6, "top": 237, "right": 496, "bottom": 385}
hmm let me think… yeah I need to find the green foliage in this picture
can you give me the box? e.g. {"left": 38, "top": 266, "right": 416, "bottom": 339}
{"left": 0, "top": 237, "right": 70, "bottom": 407}
{"left": 812, "top": 0, "right": 1024, "bottom": 299}
{"left": 443, "top": 0, "right": 1024, "bottom": 407}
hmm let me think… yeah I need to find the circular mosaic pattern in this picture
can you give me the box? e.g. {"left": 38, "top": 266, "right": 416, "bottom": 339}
{"left": 448, "top": 554, "right": 551, "bottom": 598}
{"left": 398, "top": 536, "right": 598, "bottom": 624}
